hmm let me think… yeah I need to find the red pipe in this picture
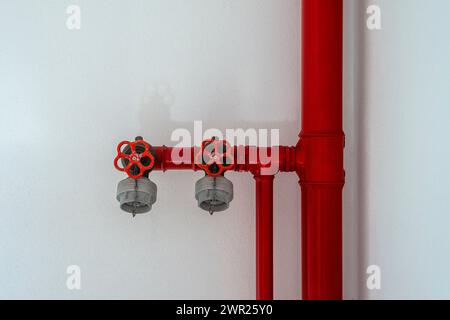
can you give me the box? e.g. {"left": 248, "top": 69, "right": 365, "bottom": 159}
{"left": 300, "top": 0, "right": 344, "bottom": 300}
{"left": 254, "top": 175, "right": 274, "bottom": 300}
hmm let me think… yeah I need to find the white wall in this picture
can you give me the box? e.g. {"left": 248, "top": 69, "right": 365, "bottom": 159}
{"left": 0, "top": 0, "right": 301, "bottom": 299}
{"left": 348, "top": 0, "right": 450, "bottom": 299}
{"left": 2, "top": 0, "right": 450, "bottom": 300}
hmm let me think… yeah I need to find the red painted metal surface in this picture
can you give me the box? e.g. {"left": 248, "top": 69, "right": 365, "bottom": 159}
{"left": 255, "top": 175, "right": 274, "bottom": 300}
{"left": 145, "top": 146, "right": 301, "bottom": 174}
{"left": 300, "top": 0, "right": 344, "bottom": 300}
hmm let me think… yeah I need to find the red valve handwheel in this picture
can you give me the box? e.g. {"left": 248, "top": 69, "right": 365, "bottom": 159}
{"left": 114, "top": 139, "right": 155, "bottom": 179}
{"left": 195, "top": 138, "right": 234, "bottom": 177}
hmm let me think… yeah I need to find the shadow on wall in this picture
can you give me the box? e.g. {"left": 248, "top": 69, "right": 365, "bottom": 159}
{"left": 354, "top": 0, "right": 369, "bottom": 300}
{"left": 136, "top": 81, "right": 300, "bottom": 146}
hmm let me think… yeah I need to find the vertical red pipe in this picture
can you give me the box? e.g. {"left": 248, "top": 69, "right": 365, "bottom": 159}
{"left": 255, "top": 175, "right": 274, "bottom": 300}
{"left": 300, "top": 0, "right": 344, "bottom": 300}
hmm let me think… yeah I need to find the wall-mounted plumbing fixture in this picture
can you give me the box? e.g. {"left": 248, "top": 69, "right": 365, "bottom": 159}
{"left": 113, "top": 0, "right": 345, "bottom": 301}
{"left": 114, "top": 136, "right": 236, "bottom": 216}
{"left": 195, "top": 176, "right": 233, "bottom": 215}
{"left": 114, "top": 137, "right": 158, "bottom": 216}
{"left": 116, "top": 177, "right": 157, "bottom": 216}
{"left": 194, "top": 138, "right": 235, "bottom": 215}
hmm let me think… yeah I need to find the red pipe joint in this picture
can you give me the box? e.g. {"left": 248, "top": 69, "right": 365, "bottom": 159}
{"left": 298, "top": 133, "right": 345, "bottom": 185}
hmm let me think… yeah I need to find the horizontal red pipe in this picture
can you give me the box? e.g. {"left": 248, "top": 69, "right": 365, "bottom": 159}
{"left": 255, "top": 175, "right": 274, "bottom": 300}
{"left": 151, "top": 146, "right": 302, "bottom": 174}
